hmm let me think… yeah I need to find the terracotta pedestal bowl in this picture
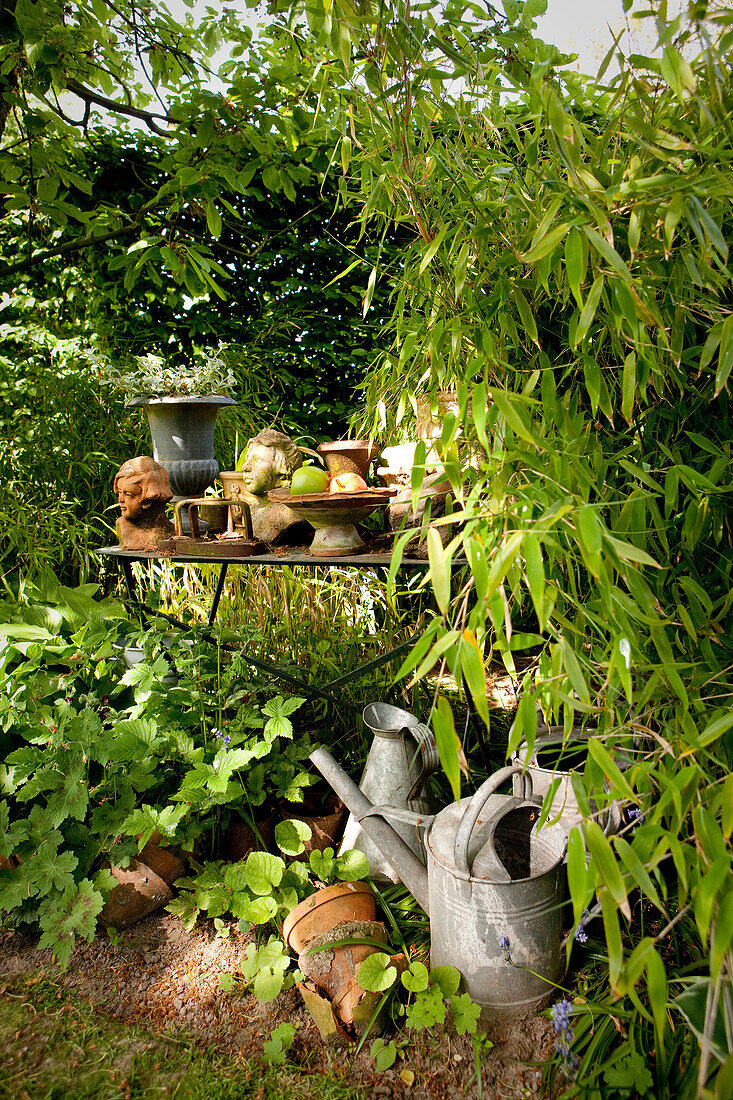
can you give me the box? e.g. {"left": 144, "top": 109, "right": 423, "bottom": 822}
{"left": 267, "top": 488, "right": 395, "bottom": 556}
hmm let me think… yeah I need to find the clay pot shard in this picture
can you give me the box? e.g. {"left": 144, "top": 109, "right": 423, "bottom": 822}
{"left": 137, "top": 842, "right": 186, "bottom": 887}
{"left": 332, "top": 952, "right": 409, "bottom": 1032}
{"left": 297, "top": 919, "right": 389, "bottom": 1001}
{"left": 100, "top": 859, "right": 173, "bottom": 930}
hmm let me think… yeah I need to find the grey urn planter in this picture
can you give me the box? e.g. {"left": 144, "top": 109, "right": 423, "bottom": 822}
{"left": 128, "top": 394, "right": 236, "bottom": 497}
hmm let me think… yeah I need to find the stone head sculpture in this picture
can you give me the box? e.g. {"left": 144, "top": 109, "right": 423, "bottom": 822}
{"left": 238, "top": 429, "right": 303, "bottom": 495}
{"left": 114, "top": 456, "right": 174, "bottom": 551}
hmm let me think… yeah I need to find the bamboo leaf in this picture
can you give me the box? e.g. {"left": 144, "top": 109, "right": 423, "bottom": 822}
{"left": 512, "top": 285, "right": 539, "bottom": 345}
{"left": 521, "top": 221, "right": 570, "bottom": 264}
{"left": 564, "top": 227, "right": 585, "bottom": 304}
{"left": 523, "top": 533, "right": 546, "bottom": 628}
{"left": 427, "top": 528, "right": 451, "bottom": 614}
{"left": 585, "top": 821, "right": 628, "bottom": 916}
{"left": 433, "top": 697, "right": 463, "bottom": 800}
{"left": 419, "top": 225, "right": 449, "bottom": 275}
{"left": 460, "top": 630, "right": 488, "bottom": 726}
{"left": 587, "top": 739, "right": 636, "bottom": 802}
{"left": 714, "top": 313, "right": 733, "bottom": 397}
{"left": 573, "top": 275, "right": 604, "bottom": 347}
{"left": 577, "top": 505, "right": 603, "bottom": 578}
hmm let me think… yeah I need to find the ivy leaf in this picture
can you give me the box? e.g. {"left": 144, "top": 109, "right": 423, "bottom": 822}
{"left": 357, "top": 951, "right": 398, "bottom": 993}
{"left": 45, "top": 762, "right": 88, "bottom": 827}
{"left": 429, "top": 966, "right": 462, "bottom": 997}
{"left": 405, "top": 984, "right": 446, "bottom": 1029}
{"left": 603, "top": 1049, "right": 654, "bottom": 1094}
{"left": 27, "top": 841, "right": 77, "bottom": 895}
{"left": 335, "top": 849, "right": 370, "bottom": 881}
{"left": 0, "top": 800, "right": 28, "bottom": 857}
{"left": 401, "top": 960, "right": 430, "bottom": 992}
{"left": 309, "top": 848, "right": 336, "bottom": 884}
{"left": 450, "top": 992, "right": 482, "bottom": 1036}
{"left": 371, "top": 1038, "right": 398, "bottom": 1071}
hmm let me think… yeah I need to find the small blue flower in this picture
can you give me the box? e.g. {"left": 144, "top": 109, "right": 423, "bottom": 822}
{"left": 550, "top": 999, "right": 578, "bottom": 1076}
{"left": 498, "top": 933, "right": 511, "bottom": 961}
{"left": 625, "top": 806, "right": 645, "bottom": 827}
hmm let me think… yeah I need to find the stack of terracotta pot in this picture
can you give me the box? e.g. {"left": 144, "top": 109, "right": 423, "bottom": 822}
{"left": 282, "top": 882, "right": 405, "bottom": 1038}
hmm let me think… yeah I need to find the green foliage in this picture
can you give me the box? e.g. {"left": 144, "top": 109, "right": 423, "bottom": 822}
{"left": 370, "top": 1037, "right": 401, "bottom": 1071}
{"left": 263, "top": 1022, "right": 299, "bottom": 1065}
{"left": 0, "top": 575, "right": 316, "bottom": 962}
{"left": 262, "top": 0, "right": 733, "bottom": 1092}
{"left": 95, "top": 345, "right": 237, "bottom": 399}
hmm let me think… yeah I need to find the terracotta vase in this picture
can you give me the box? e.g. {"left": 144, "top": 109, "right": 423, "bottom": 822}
{"left": 282, "top": 881, "right": 376, "bottom": 954}
{"left": 316, "top": 440, "right": 379, "bottom": 481}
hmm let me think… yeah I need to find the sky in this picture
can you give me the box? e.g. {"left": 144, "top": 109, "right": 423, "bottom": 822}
{"left": 174, "top": 1, "right": 676, "bottom": 77}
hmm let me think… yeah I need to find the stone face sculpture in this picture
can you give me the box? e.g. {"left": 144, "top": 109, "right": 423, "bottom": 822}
{"left": 114, "top": 456, "right": 174, "bottom": 551}
{"left": 225, "top": 429, "right": 307, "bottom": 544}
{"left": 239, "top": 428, "right": 303, "bottom": 494}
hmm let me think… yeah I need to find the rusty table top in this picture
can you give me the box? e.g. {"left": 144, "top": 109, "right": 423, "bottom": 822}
{"left": 95, "top": 545, "right": 433, "bottom": 569}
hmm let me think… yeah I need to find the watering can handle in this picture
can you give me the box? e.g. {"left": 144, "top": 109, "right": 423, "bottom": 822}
{"left": 453, "top": 764, "right": 534, "bottom": 878}
{"left": 406, "top": 723, "right": 440, "bottom": 802}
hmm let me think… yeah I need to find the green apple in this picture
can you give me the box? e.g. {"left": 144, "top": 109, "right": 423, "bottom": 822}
{"left": 290, "top": 465, "right": 330, "bottom": 494}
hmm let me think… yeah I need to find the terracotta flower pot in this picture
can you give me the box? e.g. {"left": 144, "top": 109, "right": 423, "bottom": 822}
{"left": 223, "top": 811, "right": 276, "bottom": 861}
{"left": 100, "top": 859, "right": 173, "bottom": 930}
{"left": 297, "top": 919, "right": 388, "bottom": 1001}
{"left": 282, "top": 881, "right": 376, "bottom": 954}
{"left": 137, "top": 841, "right": 186, "bottom": 887}
{"left": 316, "top": 440, "right": 379, "bottom": 481}
{"left": 279, "top": 794, "right": 347, "bottom": 857}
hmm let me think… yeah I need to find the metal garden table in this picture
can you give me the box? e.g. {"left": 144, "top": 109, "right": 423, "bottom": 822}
{"left": 95, "top": 544, "right": 431, "bottom": 712}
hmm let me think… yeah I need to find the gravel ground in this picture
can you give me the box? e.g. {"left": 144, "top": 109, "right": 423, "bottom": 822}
{"left": 0, "top": 913, "right": 556, "bottom": 1099}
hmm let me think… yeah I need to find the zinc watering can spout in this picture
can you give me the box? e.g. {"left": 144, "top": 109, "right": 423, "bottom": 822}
{"left": 309, "top": 747, "right": 431, "bottom": 915}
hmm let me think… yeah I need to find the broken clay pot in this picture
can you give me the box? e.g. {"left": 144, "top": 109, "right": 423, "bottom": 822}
{"left": 279, "top": 793, "right": 347, "bottom": 858}
{"left": 297, "top": 919, "right": 388, "bottom": 1001}
{"left": 137, "top": 841, "right": 186, "bottom": 887}
{"left": 332, "top": 952, "right": 409, "bottom": 1031}
{"left": 100, "top": 859, "right": 173, "bottom": 930}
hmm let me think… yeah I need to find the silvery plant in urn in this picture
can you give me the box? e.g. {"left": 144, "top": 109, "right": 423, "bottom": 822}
{"left": 98, "top": 345, "right": 237, "bottom": 498}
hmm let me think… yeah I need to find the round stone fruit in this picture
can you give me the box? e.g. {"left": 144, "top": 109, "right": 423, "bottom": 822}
{"left": 290, "top": 466, "right": 330, "bottom": 494}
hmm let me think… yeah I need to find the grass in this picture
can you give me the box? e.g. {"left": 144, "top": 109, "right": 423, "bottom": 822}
{"left": 0, "top": 973, "right": 365, "bottom": 1100}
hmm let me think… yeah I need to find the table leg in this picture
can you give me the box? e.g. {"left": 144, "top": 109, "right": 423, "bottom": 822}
{"left": 121, "top": 559, "right": 148, "bottom": 628}
{"left": 208, "top": 563, "right": 229, "bottom": 627}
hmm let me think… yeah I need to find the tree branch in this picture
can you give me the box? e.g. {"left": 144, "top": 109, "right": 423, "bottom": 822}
{"left": 0, "top": 222, "right": 141, "bottom": 280}
{"left": 65, "top": 79, "right": 174, "bottom": 136}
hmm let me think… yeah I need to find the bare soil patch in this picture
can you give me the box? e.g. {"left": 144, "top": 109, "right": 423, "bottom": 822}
{"left": 0, "top": 915, "right": 555, "bottom": 1099}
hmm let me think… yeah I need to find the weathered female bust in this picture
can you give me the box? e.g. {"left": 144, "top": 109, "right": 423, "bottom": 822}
{"left": 232, "top": 429, "right": 306, "bottom": 543}
{"left": 114, "top": 456, "right": 174, "bottom": 551}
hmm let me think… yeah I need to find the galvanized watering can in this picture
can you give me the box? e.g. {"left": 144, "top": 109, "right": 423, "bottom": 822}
{"left": 311, "top": 749, "right": 568, "bottom": 1014}
{"left": 513, "top": 717, "right": 623, "bottom": 837}
{"left": 339, "top": 703, "right": 439, "bottom": 883}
